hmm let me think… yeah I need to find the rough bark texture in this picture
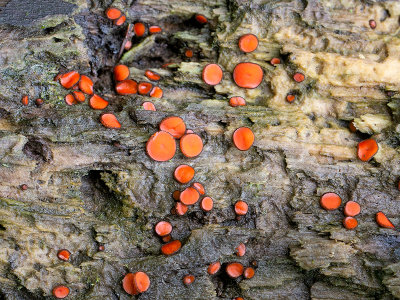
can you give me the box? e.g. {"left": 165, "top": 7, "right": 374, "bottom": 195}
{"left": 1, "top": 0, "right": 400, "bottom": 299}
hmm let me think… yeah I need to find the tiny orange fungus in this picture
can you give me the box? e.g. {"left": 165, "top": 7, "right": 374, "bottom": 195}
{"left": 226, "top": 263, "right": 244, "bottom": 278}
{"left": 344, "top": 201, "right": 361, "bottom": 217}
{"left": 138, "top": 82, "right": 153, "bottom": 95}
{"left": 202, "top": 64, "right": 223, "bottom": 86}
{"left": 124, "top": 40, "right": 132, "bottom": 50}
{"left": 376, "top": 211, "right": 395, "bottom": 229}
{"left": 229, "top": 96, "right": 246, "bottom": 107}
{"left": 175, "top": 202, "right": 188, "bottom": 215}
{"left": 343, "top": 217, "right": 358, "bottom": 230}
{"left": 349, "top": 121, "right": 357, "bottom": 133}
{"left": 143, "top": 102, "right": 156, "bottom": 111}
{"left": 145, "top": 70, "right": 161, "bottom": 81}
{"left": 357, "top": 139, "right": 378, "bottom": 162}
{"left": 60, "top": 71, "right": 80, "bottom": 89}
{"left": 52, "top": 286, "right": 69, "bottom": 299}
{"left": 207, "top": 262, "right": 221, "bottom": 275}
{"left": 195, "top": 14, "right": 208, "bottom": 24}
{"left": 161, "top": 240, "right": 181, "bottom": 255}
{"left": 293, "top": 72, "right": 305, "bottom": 82}
{"left": 233, "top": 63, "right": 263, "bottom": 88}
{"left": 65, "top": 94, "right": 77, "bottom": 106}
{"left": 200, "top": 196, "right": 213, "bottom": 211}
{"left": 234, "top": 200, "right": 248, "bottom": 216}
{"left": 146, "top": 131, "right": 176, "bottom": 161}
{"left": 270, "top": 57, "right": 281, "bottom": 65}
{"left": 150, "top": 86, "right": 163, "bottom": 98}
{"left": 172, "top": 190, "right": 181, "bottom": 201}
{"left": 21, "top": 95, "right": 28, "bottom": 106}
{"left": 162, "top": 235, "right": 172, "bottom": 243}
{"left": 114, "top": 65, "right": 130, "bottom": 81}
{"left": 115, "top": 79, "right": 138, "bottom": 95}
{"left": 180, "top": 133, "right": 203, "bottom": 158}
{"left": 174, "top": 165, "right": 195, "bottom": 184}
{"left": 369, "top": 19, "right": 376, "bottom": 29}
{"left": 106, "top": 7, "right": 121, "bottom": 20}
{"left": 185, "top": 49, "right": 193, "bottom": 58}
{"left": 134, "top": 22, "right": 146, "bottom": 37}
{"left": 89, "top": 94, "right": 108, "bottom": 110}
{"left": 192, "top": 182, "right": 205, "bottom": 195}
{"left": 238, "top": 34, "right": 258, "bottom": 53}
{"left": 35, "top": 98, "right": 44, "bottom": 106}
{"left": 286, "top": 94, "right": 295, "bottom": 103}
{"left": 320, "top": 192, "right": 341, "bottom": 210}
{"left": 72, "top": 91, "right": 85, "bottom": 102}
{"left": 180, "top": 187, "right": 200, "bottom": 205}
{"left": 233, "top": 127, "right": 254, "bottom": 151}
{"left": 155, "top": 221, "right": 172, "bottom": 237}
{"left": 57, "top": 249, "right": 71, "bottom": 261}
{"left": 115, "top": 15, "right": 126, "bottom": 26}
{"left": 160, "top": 116, "right": 186, "bottom": 139}
{"left": 149, "top": 26, "right": 162, "bottom": 34}
{"left": 122, "top": 272, "right": 150, "bottom": 295}
{"left": 100, "top": 113, "right": 121, "bottom": 129}
{"left": 243, "top": 267, "right": 255, "bottom": 279}
{"left": 236, "top": 243, "right": 246, "bottom": 257}
{"left": 183, "top": 275, "right": 195, "bottom": 285}
{"left": 78, "top": 75, "right": 94, "bottom": 95}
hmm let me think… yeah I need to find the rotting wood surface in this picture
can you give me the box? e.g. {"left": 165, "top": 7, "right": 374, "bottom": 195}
{"left": 1, "top": 0, "right": 400, "bottom": 299}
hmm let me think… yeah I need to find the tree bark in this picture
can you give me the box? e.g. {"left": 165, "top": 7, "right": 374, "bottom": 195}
{"left": 1, "top": 0, "right": 400, "bottom": 299}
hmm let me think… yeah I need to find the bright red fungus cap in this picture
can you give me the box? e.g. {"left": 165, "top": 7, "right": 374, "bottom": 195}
{"left": 180, "top": 133, "right": 203, "bottom": 158}
{"left": 229, "top": 96, "right": 246, "bottom": 107}
{"left": 343, "top": 217, "right": 358, "bottom": 230}
{"left": 357, "top": 139, "right": 378, "bottom": 162}
{"left": 122, "top": 272, "right": 150, "bottom": 295}
{"left": 160, "top": 116, "right": 186, "bottom": 139}
{"left": 57, "top": 249, "right": 71, "bottom": 261}
{"left": 233, "top": 127, "right": 254, "bottom": 151}
{"left": 100, "top": 113, "right": 121, "bottom": 129}
{"left": 155, "top": 221, "right": 172, "bottom": 237}
{"left": 106, "top": 7, "right": 121, "bottom": 20}
{"left": 376, "top": 211, "right": 395, "bottom": 229}
{"left": 207, "top": 261, "right": 221, "bottom": 275}
{"left": 180, "top": 187, "right": 200, "bottom": 205}
{"left": 293, "top": 72, "right": 305, "bottom": 82}
{"left": 226, "top": 262, "right": 244, "bottom": 278}
{"left": 183, "top": 275, "right": 195, "bottom": 285}
{"left": 234, "top": 200, "right": 248, "bottom": 216}
{"left": 52, "top": 285, "right": 70, "bottom": 299}
{"left": 60, "top": 71, "right": 80, "bottom": 89}
{"left": 238, "top": 34, "right": 258, "bottom": 53}
{"left": 174, "top": 165, "right": 195, "bottom": 184}
{"left": 161, "top": 240, "right": 181, "bottom": 255}
{"left": 134, "top": 23, "right": 146, "bottom": 36}
{"left": 320, "top": 192, "right": 341, "bottom": 210}
{"left": 233, "top": 63, "right": 263, "bottom": 88}
{"left": 344, "top": 201, "right": 361, "bottom": 217}
{"left": 202, "top": 64, "right": 223, "bottom": 86}
{"left": 114, "top": 65, "right": 130, "bottom": 81}
{"left": 146, "top": 131, "right": 176, "bottom": 161}
{"left": 200, "top": 196, "right": 213, "bottom": 211}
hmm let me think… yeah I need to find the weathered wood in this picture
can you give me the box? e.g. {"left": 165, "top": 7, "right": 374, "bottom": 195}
{"left": 1, "top": 0, "right": 400, "bottom": 299}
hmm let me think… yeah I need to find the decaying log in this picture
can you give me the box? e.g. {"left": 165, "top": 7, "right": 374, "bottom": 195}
{"left": 1, "top": 0, "right": 400, "bottom": 299}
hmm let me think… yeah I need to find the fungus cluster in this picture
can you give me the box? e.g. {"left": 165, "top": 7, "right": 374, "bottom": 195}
{"left": 16, "top": 4, "right": 390, "bottom": 299}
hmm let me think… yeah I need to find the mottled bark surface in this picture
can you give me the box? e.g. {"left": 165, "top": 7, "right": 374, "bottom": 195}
{"left": 1, "top": 0, "right": 400, "bottom": 299}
